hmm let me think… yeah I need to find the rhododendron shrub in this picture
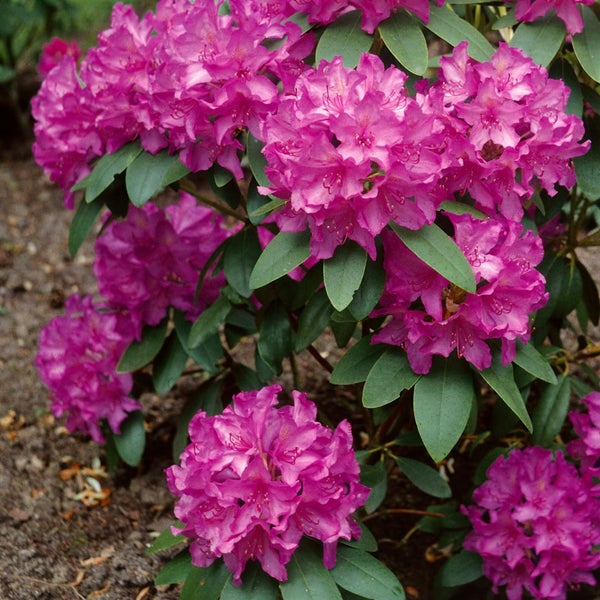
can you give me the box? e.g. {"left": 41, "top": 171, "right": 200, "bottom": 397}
{"left": 31, "top": 0, "right": 600, "bottom": 597}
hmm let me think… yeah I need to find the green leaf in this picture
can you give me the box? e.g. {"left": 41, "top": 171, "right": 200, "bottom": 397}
{"left": 257, "top": 302, "right": 294, "bottom": 373}
{"left": 510, "top": 15, "right": 565, "bottom": 67}
{"left": 117, "top": 317, "right": 169, "bottom": 373}
{"left": 439, "top": 551, "right": 483, "bottom": 587}
{"left": 330, "top": 337, "right": 386, "bottom": 385}
{"left": 280, "top": 543, "right": 343, "bottom": 600}
{"left": 378, "top": 12, "right": 428, "bottom": 75}
{"left": 572, "top": 6, "right": 600, "bottom": 83}
{"left": 224, "top": 228, "right": 263, "bottom": 298}
{"left": 363, "top": 348, "right": 420, "bottom": 408}
{"left": 247, "top": 132, "right": 271, "bottom": 188}
{"left": 146, "top": 521, "right": 187, "bottom": 554}
{"left": 413, "top": 356, "right": 474, "bottom": 462}
{"left": 68, "top": 196, "right": 103, "bottom": 256}
{"left": 574, "top": 137, "right": 600, "bottom": 201}
{"left": 531, "top": 375, "right": 571, "bottom": 446}
{"left": 152, "top": 331, "right": 189, "bottom": 394}
{"left": 348, "top": 257, "right": 385, "bottom": 321}
{"left": 188, "top": 295, "right": 232, "bottom": 348}
{"left": 390, "top": 223, "right": 476, "bottom": 293}
{"left": 332, "top": 546, "right": 405, "bottom": 600}
{"left": 549, "top": 59, "right": 583, "bottom": 116}
{"left": 577, "top": 259, "right": 600, "bottom": 326}
{"left": 295, "top": 288, "right": 334, "bottom": 352}
{"left": 125, "top": 150, "right": 187, "bottom": 206}
{"left": 0, "top": 65, "right": 16, "bottom": 83}
{"left": 324, "top": 242, "right": 368, "bottom": 312}
{"left": 249, "top": 197, "right": 286, "bottom": 220}
{"left": 492, "top": 10, "right": 518, "bottom": 30}
{"left": 426, "top": 5, "right": 494, "bottom": 62}
{"left": 340, "top": 522, "right": 379, "bottom": 553}
{"left": 439, "top": 201, "right": 487, "bottom": 219}
{"left": 249, "top": 230, "right": 311, "bottom": 289}
{"left": 395, "top": 457, "right": 452, "bottom": 499}
{"left": 73, "top": 142, "right": 142, "bottom": 202}
{"left": 479, "top": 356, "right": 533, "bottom": 432}
{"left": 220, "top": 562, "right": 279, "bottom": 600}
{"left": 360, "top": 462, "right": 388, "bottom": 514}
{"left": 315, "top": 10, "right": 373, "bottom": 68}
{"left": 113, "top": 410, "right": 146, "bottom": 467}
{"left": 155, "top": 549, "right": 192, "bottom": 585}
{"left": 174, "top": 311, "right": 224, "bottom": 375}
{"left": 181, "top": 562, "right": 230, "bottom": 600}
{"left": 512, "top": 340, "right": 557, "bottom": 384}
{"left": 173, "top": 379, "right": 221, "bottom": 460}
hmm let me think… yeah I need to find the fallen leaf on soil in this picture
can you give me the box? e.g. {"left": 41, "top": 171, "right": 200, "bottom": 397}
{"left": 8, "top": 507, "right": 31, "bottom": 522}
{"left": 136, "top": 587, "right": 151, "bottom": 600}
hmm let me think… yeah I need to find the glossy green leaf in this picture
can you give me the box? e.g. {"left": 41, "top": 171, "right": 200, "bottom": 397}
{"left": 113, "top": 410, "right": 146, "bottom": 467}
{"left": 332, "top": 546, "right": 405, "bottom": 600}
{"left": 68, "top": 196, "right": 103, "bottom": 256}
{"left": 479, "top": 356, "right": 533, "bottom": 432}
{"left": 426, "top": 5, "right": 494, "bottom": 62}
{"left": 439, "top": 551, "right": 483, "bottom": 587}
{"left": 492, "top": 11, "right": 518, "bottom": 30}
{"left": 340, "top": 522, "right": 379, "bottom": 553}
{"left": 550, "top": 59, "right": 583, "bottom": 116}
{"left": 512, "top": 340, "right": 557, "bottom": 384}
{"left": 360, "top": 462, "right": 388, "bottom": 514}
{"left": 249, "top": 230, "right": 311, "bottom": 289}
{"left": 295, "top": 288, "right": 334, "bottom": 352}
{"left": 257, "top": 302, "right": 294, "bottom": 373}
{"left": 378, "top": 12, "right": 428, "bottom": 75}
{"left": 173, "top": 311, "right": 223, "bottom": 375}
{"left": 572, "top": 6, "right": 600, "bottom": 83}
{"left": 395, "top": 457, "right": 452, "bottom": 499}
{"left": 221, "top": 563, "right": 279, "bottom": 600}
{"left": 390, "top": 223, "right": 476, "bottom": 293}
{"left": 188, "top": 295, "right": 232, "bottom": 348}
{"left": 247, "top": 133, "right": 271, "bottom": 188}
{"left": 363, "top": 348, "right": 420, "bottom": 408}
{"left": 439, "top": 201, "right": 487, "bottom": 219}
{"left": 414, "top": 356, "right": 474, "bottom": 462}
{"left": 125, "top": 150, "right": 188, "bottom": 206}
{"left": 155, "top": 549, "right": 192, "bottom": 585}
{"left": 223, "top": 228, "right": 263, "bottom": 298}
{"left": 72, "top": 142, "right": 142, "bottom": 202}
{"left": 324, "top": 242, "right": 368, "bottom": 312}
{"left": 330, "top": 336, "right": 386, "bottom": 385}
{"left": 152, "top": 331, "right": 189, "bottom": 394}
{"left": 180, "top": 562, "right": 230, "bottom": 600}
{"left": 117, "top": 317, "right": 169, "bottom": 373}
{"left": 574, "top": 136, "right": 600, "bottom": 201}
{"left": 146, "top": 521, "right": 187, "bottom": 554}
{"left": 280, "top": 543, "right": 343, "bottom": 600}
{"left": 510, "top": 15, "right": 565, "bottom": 67}
{"left": 315, "top": 10, "right": 373, "bottom": 68}
{"left": 348, "top": 257, "right": 385, "bottom": 321}
{"left": 531, "top": 375, "right": 571, "bottom": 446}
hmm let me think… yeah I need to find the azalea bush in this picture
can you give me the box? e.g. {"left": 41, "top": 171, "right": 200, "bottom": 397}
{"left": 31, "top": 0, "right": 600, "bottom": 598}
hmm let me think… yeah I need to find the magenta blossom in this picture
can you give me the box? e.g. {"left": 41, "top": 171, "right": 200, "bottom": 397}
{"left": 568, "top": 392, "right": 600, "bottom": 488}
{"left": 37, "top": 37, "right": 81, "bottom": 77}
{"left": 166, "top": 385, "right": 369, "bottom": 584}
{"left": 372, "top": 214, "right": 548, "bottom": 373}
{"left": 260, "top": 53, "right": 452, "bottom": 259}
{"left": 35, "top": 295, "right": 140, "bottom": 443}
{"left": 93, "top": 193, "right": 232, "bottom": 329}
{"left": 505, "top": 0, "right": 594, "bottom": 34}
{"left": 463, "top": 447, "right": 600, "bottom": 600}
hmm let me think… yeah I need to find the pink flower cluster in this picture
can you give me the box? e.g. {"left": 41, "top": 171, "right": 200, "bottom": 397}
{"left": 568, "top": 392, "right": 600, "bottom": 488}
{"left": 166, "top": 385, "right": 369, "bottom": 584}
{"left": 260, "top": 44, "right": 587, "bottom": 259}
{"left": 261, "top": 53, "right": 452, "bottom": 259}
{"left": 37, "top": 193, "right": 231, "bottom": 440}
{"left": 372, "top": 214, "right": 548, "bottom": 373}
{"left": 433, "top": 42, "right": 588, "bottom": 221}
{"left": 37, "top": 37, "right": 81, "bottom": 77}
{"left": 32, "top": 0, "right": 313, "bottom": 208}
{"left": 463, "top": 447, "right": 600, "bottom": 600}
{"left": 94, "top": 193, "right": 230, "bottom": 328}
{"left": 505, "top": 0, "right": 594, "bottom": 34}
{"left": 35, "top": 295, "right": 139, "bottom": 443}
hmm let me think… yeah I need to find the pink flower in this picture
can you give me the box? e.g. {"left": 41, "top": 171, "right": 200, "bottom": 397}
{"left": 506, "top": 0, "right": 594, "bottom": 34}
{"left": 166, "top": 384, "right": 369, "bottom": 584}
{"left": 35, "top": 295, "right": 140, "bottom": 443}
{"left": 463, "top": 447, "right": 600, "bottom": 600}
{"left": 93, "top": 193, "right": 231, "bottom": 328}
{"left": 38, "top": 37, "right": 81, "bottom": 77}
{"left": 568, "top": 392, "right": 600, "bottom": 488}
{"left": 260, "top": 53, "right": 450, "bottom": 259}
{"left": 373, "top": 214, "right": 548, "bottom": 373}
